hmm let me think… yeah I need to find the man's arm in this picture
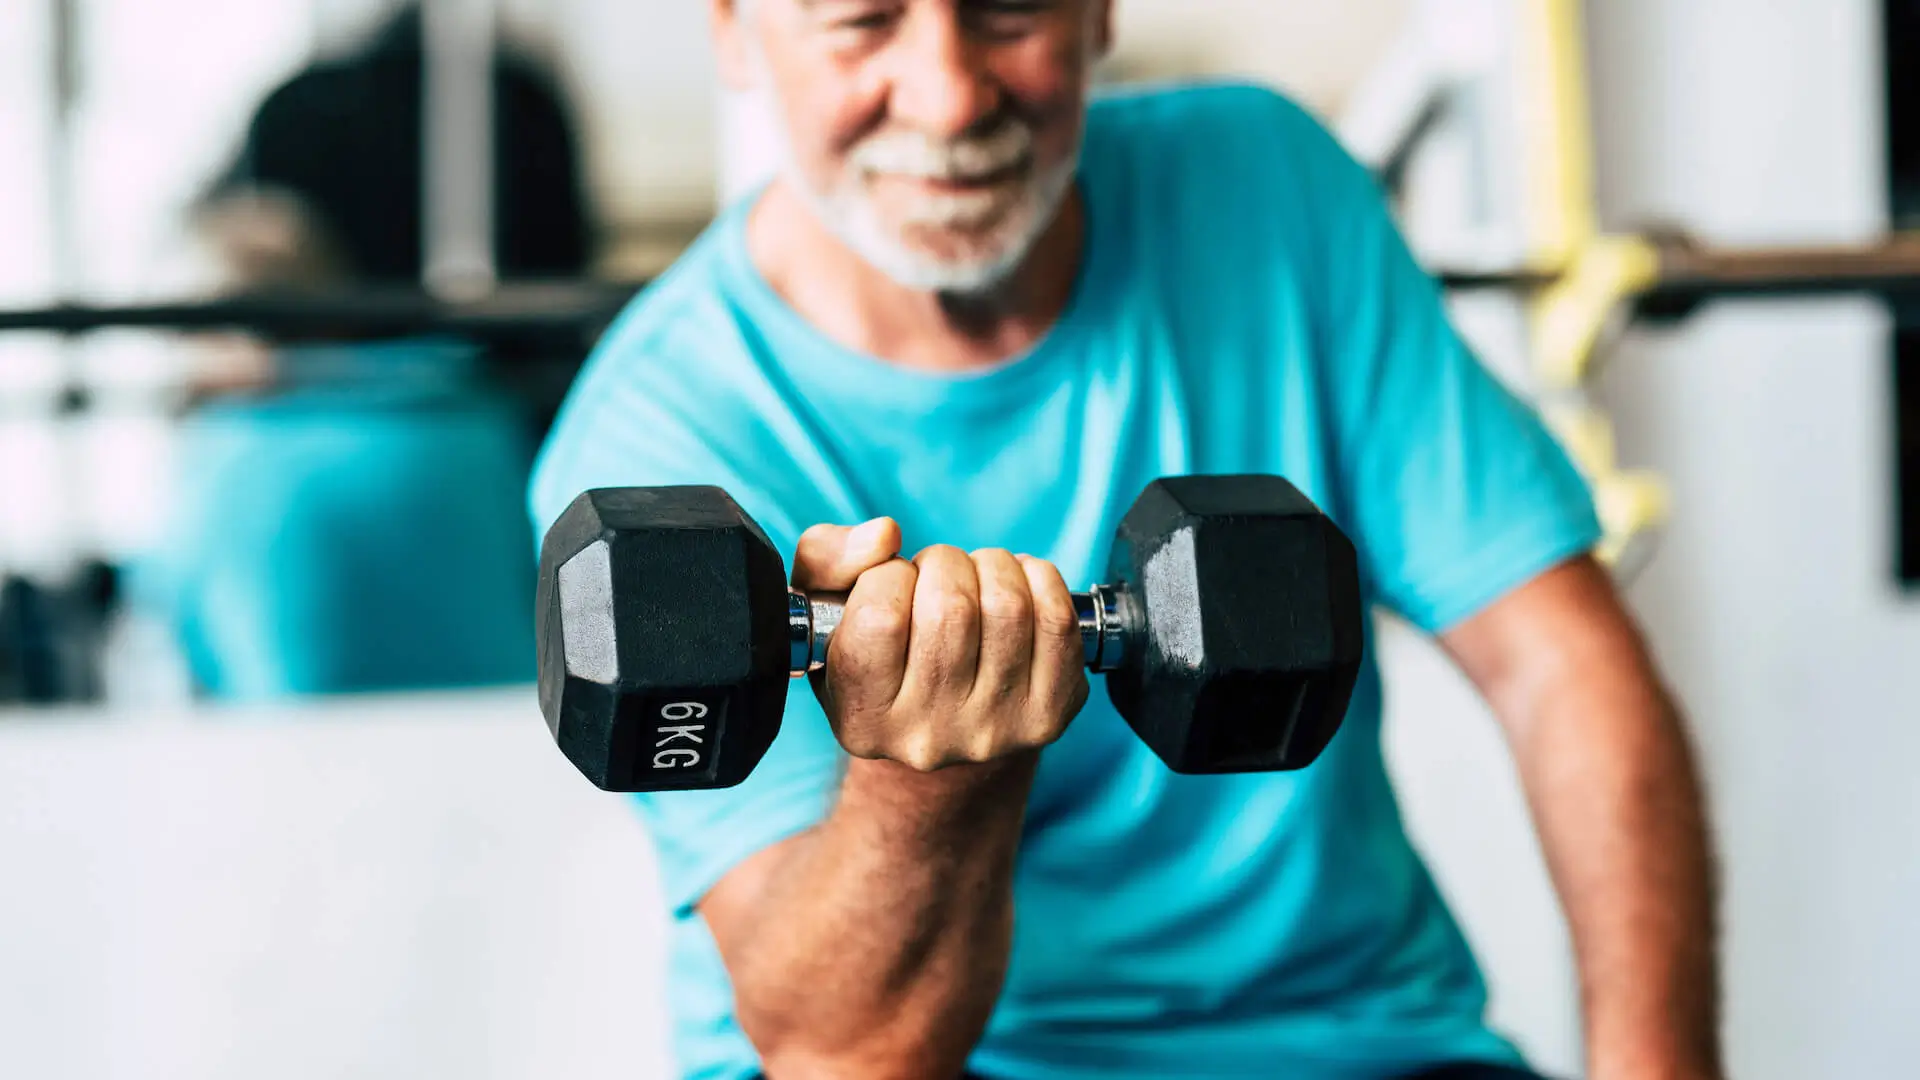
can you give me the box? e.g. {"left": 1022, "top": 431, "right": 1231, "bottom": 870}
{"left": 696, "top": 518, "right": 1089, "bottom": 1080}
{"left": 701, "top": 757, "right": 1034, "bottom": 1080}
{"left": 1442, "top": 555, "right": 1723, "bottom": 1080}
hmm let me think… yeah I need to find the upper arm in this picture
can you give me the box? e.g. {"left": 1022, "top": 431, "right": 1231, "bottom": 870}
{"left": 1440, "top": 554, "right": 1665, "bottom": 744}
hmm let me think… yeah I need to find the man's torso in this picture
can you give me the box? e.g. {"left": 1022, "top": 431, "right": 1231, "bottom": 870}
{"left": 530, "top": 83, "right": 1599, "bottom": 1080}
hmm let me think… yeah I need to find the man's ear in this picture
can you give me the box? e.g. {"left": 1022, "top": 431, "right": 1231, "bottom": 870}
{"left": 713, "top": 0, "right": 758, "bottom": 91}
{"left": 1090, "top": 0, "right": 1116, "bottom": 60}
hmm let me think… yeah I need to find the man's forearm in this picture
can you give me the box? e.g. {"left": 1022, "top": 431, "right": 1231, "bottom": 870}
{"left": 1515, "top": 672, "right": 1720, "bottom": 1078}
{"left": 1450, "top": 560, "right": 1723, "bottom": 1079}
{"left": 717, "top": 754, "right": 1038, "bottom": 1080}
{"left": 1478, "top": 569, "right": 1722, "bottom": 1080}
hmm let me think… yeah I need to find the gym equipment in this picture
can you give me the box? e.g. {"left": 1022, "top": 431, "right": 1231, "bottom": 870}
{"left": 535, "top": 476, "right": 1365, "bottom": 792}
{"left": 0, "top": 282, "right": 638, "bottom": 342}
{"left": 3, "top": 233, "right": 1919, "bottom": 347}
{"left": 0, "top": 562, "right": 116, "bottom": 705}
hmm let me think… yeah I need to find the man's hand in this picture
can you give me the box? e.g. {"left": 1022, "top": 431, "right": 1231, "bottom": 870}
{"left": 792, "top": 518, "right": 1091, "bottom": 773}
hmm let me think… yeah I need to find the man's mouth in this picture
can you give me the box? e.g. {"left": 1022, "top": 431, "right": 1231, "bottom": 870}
{"left": 867, "top": 158, "right": 1031, "bottom": 196}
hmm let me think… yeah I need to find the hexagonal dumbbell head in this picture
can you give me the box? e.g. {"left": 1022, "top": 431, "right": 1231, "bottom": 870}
{"left": 1102, "top": 476, "right": 1364, "bottom": 773}
{"left": 536, "top": 487, "right": 793, "bottom": 791}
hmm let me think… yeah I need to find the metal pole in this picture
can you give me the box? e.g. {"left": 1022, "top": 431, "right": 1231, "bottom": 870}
{"left": 16, "top": 0, "right": 87, "bottom": 582}
{"left": 49, "top": 0, "right": 79, "bottom": 300}
{"left": 421, "top": 0, "right": 498, "bottom": 299}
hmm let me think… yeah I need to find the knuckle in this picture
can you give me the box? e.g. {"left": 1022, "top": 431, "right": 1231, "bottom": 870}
{"left": 978, "top": 587, "right": 1033, "bottom": 626}
{"left": 844, "top": 599, "right": 911, "bottom": 643}
{"left": 921, "top": 587, "right": 979, "bottom": 631}
{"left": 860, "top": 558, "right": 918, "bottom": 600}
{"left": 897, "top": 734, "right": 944, "bottom": 773}
{"left": 1034, "top": 599, "right": 1080, "bottom": 639}
{"left": 1021, "top": 711, "right": 1071, "bottom": 751}
{"left": 969, "top": 547, "right": 1017, "bottom": 567}
{"left": 913, "top": 544, "right": 968, "bottom": 569}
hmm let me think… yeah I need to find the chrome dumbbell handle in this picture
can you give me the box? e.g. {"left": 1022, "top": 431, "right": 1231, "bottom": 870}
{"left": 787, "top": 584, "right": 1138, "bottom": 677}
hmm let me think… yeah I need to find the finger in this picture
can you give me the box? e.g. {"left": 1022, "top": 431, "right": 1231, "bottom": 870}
{"left": 819, "top": 556, "right": 917, "bottom": 756}
{"left": 792, "top": 517, "right": 902, "bottom": 593}
{"left": 901, "top": 545, "right": 981, "bottom": 710}
{"left": 969, "top": 549, "right": 1034, "bottom": 717}
{"left": 1018, "top": 555, "right": 1088, "bottom": 743}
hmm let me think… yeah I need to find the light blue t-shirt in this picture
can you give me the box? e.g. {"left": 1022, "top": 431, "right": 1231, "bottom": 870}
{"left": 530, "top": 83, "right": 1601, "bottom": 1080}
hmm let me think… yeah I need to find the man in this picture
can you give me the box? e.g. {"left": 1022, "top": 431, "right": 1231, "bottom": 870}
{"left": 528, "top": 2, "right": 1722, "bottom": 1079}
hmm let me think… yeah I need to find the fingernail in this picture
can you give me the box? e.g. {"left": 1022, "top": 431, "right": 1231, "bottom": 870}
{"left": 848, "top": 519, "right": 887, "bottom": 549}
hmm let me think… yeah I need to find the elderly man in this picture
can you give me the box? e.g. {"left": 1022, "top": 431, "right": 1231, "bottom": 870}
{"left": 529, "top": 3, "right": 1721, "bottom": 1079}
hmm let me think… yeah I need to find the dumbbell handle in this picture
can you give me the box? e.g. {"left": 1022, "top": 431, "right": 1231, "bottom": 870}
{"left": 788, "top": 584, "right": 1138, "bottom": 677}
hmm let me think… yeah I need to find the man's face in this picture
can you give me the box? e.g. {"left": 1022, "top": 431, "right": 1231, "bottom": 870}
{"left": 723, "top": 0, "right": 1111, "bottom": 293}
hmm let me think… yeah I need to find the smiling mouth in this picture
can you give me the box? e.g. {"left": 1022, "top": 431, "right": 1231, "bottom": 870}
{"left": 869, "top": 160, "right": 1032, "bottom": 195}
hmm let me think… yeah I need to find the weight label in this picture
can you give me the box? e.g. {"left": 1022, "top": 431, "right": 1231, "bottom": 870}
{"left": 653, "top": 702, "right": 711, "bottom": 770}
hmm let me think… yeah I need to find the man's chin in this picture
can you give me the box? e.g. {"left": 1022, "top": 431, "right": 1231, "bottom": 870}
{"left": 887, "top": 255, "right": 1022, "bottom": 294}
{"left": 896, "top": 232, "right": 1018, "bottom": 270}
{"left": 856, "top": 236, "right": 1029, "bottom": 295}
{"left": 804, "top": 187, "right": 1047, "bottom": 293}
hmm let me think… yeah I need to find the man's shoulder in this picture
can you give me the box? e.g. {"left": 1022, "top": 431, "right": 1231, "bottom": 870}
{"left": 1082, "top": 80, "right": 1380, "bottom": 260}
{"left": 592, "top": 223, "right": 750, "bottom": 372}
{"left": 1090, "top": 80, "right": 1314, "bottom": 134}
{"left": 1086, "top": 80, "right": 1352, "bottom": 176}
{"left": 526, "top": 221, "right": 766, "bottom": 523}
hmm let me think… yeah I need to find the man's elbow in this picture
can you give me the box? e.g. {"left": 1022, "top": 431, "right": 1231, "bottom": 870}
{"left": 737, "top": 981, "right": 985, "bottom": 1080}
{"left": 751, "top": 1029, "right": 974, "bottom": 1080}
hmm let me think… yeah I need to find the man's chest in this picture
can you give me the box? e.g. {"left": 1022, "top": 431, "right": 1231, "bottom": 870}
{"left": 788, "top": 327, "right": 1336, "bottom": 576}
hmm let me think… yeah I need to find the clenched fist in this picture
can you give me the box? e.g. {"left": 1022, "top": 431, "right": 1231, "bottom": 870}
{"left": 792, "top": 518, "right": 1091, "bottom": 773}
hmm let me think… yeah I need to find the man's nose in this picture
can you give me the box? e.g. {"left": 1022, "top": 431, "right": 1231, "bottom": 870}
{"left": 886, "top": 11, "right": 1002, "bottom": 139}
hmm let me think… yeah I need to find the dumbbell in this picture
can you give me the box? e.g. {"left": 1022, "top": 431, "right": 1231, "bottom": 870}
{"left": 536, "top": 475, "right": 1364, "bottom": 792}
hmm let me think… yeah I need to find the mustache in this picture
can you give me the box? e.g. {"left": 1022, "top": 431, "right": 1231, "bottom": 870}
{"left": 849, "top": 116, "right": 1035, "bottom": 180}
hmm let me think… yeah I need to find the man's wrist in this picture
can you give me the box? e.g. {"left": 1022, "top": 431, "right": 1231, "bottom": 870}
{"left": 1592, "top": 1065, "right": 1723, "bottom": 1080}
{"left": 845, "top": 751, "right": 1039, "bottom": 796}
{"left": 841, "top": 752, "right": 1040, "bottom": 828}
{"left": 1588, "top": 1025, "right": 1724, "bottom": 1080}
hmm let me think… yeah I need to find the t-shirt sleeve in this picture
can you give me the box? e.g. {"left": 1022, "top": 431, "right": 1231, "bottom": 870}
{"left": 1279, "top": 97, "right": 1604, "bottom": 633}
{"left": 528, "top": 326, "right": 844, "bottom": 916}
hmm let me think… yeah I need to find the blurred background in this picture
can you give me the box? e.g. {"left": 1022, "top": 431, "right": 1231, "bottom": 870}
{"left": 1, "top": 1, "right": 1916, "bottom": 1078}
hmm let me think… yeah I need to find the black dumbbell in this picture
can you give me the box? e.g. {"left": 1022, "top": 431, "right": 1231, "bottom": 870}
{"left": 536, "top": 475, "right": 1365, "bottom": 792}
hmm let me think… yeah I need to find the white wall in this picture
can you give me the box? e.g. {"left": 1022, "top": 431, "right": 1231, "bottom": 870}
{"left": 1392, "top": 6, "right": 1920, "bottom": 1079}
{"left": 1585, "top": 2, "right": 1920, "bottom": 1078}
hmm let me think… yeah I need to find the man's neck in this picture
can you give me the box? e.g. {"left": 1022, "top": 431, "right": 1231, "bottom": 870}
{"left": 745, "top": 179, "right": 1084, "bottom": 374}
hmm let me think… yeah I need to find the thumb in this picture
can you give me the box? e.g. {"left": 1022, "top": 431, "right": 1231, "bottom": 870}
{"left": 792, "top": 517, "right": 902, "bottom": 593}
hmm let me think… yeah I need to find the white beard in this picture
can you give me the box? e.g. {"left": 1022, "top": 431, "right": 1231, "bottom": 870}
{"left": 759, "top": 102, "right": 1084, "bottom": 295}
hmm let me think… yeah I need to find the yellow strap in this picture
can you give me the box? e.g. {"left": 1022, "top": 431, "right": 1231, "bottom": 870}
{"left": 1529, "top": 235, "right": 1663, "bottom": 388}
{"left": 1593, "top": 471, "right": 1672, "bottom": 573}
{"left": 1542, "top": 401, "right": 1618, "bottom": 474}
{"left": 1540, "top": 401, "right": 1670, "bottom": 573}
{"left": 1519, "top": 0, "right": 1601, "bottom": 268}
{"left": 1514, "top": 0, "right": 1672, "bottom": 577}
